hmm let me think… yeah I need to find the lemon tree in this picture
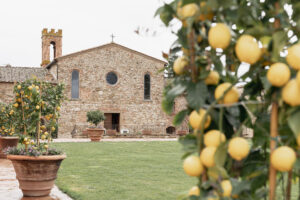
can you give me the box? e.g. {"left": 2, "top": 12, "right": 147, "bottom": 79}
{"left": 0, "top": 103, "right": 16, "bottom": 136}
{"left": 156, "top": 0, "right": 300, "bottom": 199}
{"left": 12, "top": 78, "right": 65, "bottom": 154}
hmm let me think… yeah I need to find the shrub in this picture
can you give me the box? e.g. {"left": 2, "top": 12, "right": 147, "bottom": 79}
{"left": 86, "top": 110, "right": 105, "bottom": 127}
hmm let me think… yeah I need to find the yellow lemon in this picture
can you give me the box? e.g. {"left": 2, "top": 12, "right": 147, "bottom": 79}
{"left": 24, "top": 137, "right": 28, "bottom": 142}
{"left": 177, "top": 3, "right": 199, "bottom": 19}
{"left": 205, "top": 71, "right": 220, "bottom": 85}
{"left": 200, "top": 146, "right": 216, "bottom": 167}
{"left": 56, "top": 106, "right": 61, "bottom": 111}
{"left": 296, "top": 71, "right": 300, "bottom": 87}
{"left": 228, "top": 137, "right": 250, "bottom": 161}
{"left": 215, "top": 83, "right": 239, "bottom": 104}
{"left": 36, "top": 105, "right": 40, "bottom": 110}
{"left": 41, "top": 125, "right": 46, "bottom": 130}
{"left": 41, "top": 135, "right": 46, "bottom": 140}
{"left": 267, "top": 63, "right": 290, "bottom": 87}
{"left": 197, "top": 2, "right": 214, "bottom": 21}
{"left": 17, "top": 85, "right": 21, "bottom": 90}
{"left": 204, "top": 130, "right": 226, "bottom": 147}
{"left": 13, "top": 103, "right": 19, "bottom": 108}
{"left": 44, "top": 131, "right": 49, "bottom": 136}
{"left": 189, "top": 109, "right": 211, "bottom": 130}
{"left": 297, "top": 135, "right": 300, "bottom": 147}
{"left": 271, "top": 146, "right": 296, "bottom": 172}
{"left": 35, "top": 86, "right": 39, "bottom": 90}
{"left": 183, "top": 155, "right": 204, "bottom": 177}
{"left": 221, "top": 180, "right": 232, "bottom": 197}
{"left": 286, "top": 44, "right": 300, "bottom": 70}
{"left": 282, "top": 79, "right": 300, "bottom": 106}
{"left": 208, "top": 23, "right": 231, "bottom": 49}
{"left": 28, "top": 86, "right": 33, "bottom": 90}
{"left": 235, "top": 35, "right": 261, "bottom": 64}
{"left": 44, "top": 145, "right": 49, "bottom": 149}
{"left": 188, "top": 186, "right": 200, "bottom": 196}
{"left": 182, "top": 48, "right": 189, "bottom": 56}
{"left": 173, "top": 57, "right": 188, "bottom": 75}
{"left": 51, "top": 127, "right": 56, "bottom": 131}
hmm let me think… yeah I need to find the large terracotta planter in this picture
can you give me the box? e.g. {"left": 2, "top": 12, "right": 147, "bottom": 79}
{"left": 87, "top": 128, "right": 105, "bottom": 142}
{"left": 0, "top": 137, "right": 19, "bottom": 159}
{"left": 7, "top": 154, "right": 66, "bottom": 197}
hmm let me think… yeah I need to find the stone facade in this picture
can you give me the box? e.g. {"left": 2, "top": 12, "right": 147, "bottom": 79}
{"left": 0, "top": 29, "right": 189, "bottom": 138}
{"left": 48, "top": 43, "right": 188, "bottom": 138}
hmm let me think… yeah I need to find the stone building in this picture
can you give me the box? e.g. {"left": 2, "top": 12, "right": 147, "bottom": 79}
{"left": 0, "top": 28, "right": 188, "bottom": 138}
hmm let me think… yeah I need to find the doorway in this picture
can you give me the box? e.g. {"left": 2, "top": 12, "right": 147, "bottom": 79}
{"left": 104, "top": 113, "right": 120, "bottom": 132}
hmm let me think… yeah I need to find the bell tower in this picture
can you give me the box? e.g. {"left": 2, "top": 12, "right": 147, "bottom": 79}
{"left": 41, "top": 28, "right": 62, "bottom": 67}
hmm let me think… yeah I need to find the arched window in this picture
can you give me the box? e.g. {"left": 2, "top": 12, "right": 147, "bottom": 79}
{"left": 50, "top": 41, "right": 56, "bottom": 61}
{"left": 144, "top": 74, "right": 151, "bottom": 100}
{"left": 71, "top": 70, "right": 79, "bottom": 99}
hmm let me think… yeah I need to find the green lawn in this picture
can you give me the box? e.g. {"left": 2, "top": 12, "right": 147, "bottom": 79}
{"left": 53, "top": 141, "right": 299, "bottom": 200}
{"left": 53, "top": 142, "right": 195, "bottom": 200}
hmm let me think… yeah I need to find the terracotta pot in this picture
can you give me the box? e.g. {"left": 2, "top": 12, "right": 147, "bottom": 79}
{"left": 87, "top": 128, "right": 105, "bottom": 142}
{"left": 7, "top": 154, "right": 66, "bottom": 197}
{"left": 0, "top": 137, "right": 19, "bottom": 159}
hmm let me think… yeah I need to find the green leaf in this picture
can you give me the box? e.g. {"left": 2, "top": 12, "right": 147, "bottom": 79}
{"left": 179, "top": 134, "right": 197, "bottom": 155}
{"left": 231, "top": 178, "right": 251, "bottom": 195}
{"left": 162, "top": 98, "right": 174, "bottom": 115}
{"left": 173, "top": 110, "right": 188, "bottom": 126}
{"left": 166, "top": 83, "right": 187, "bottom": 100}
{"left": 287, "top": 109, "right": 300, "bottom": 138}
{"left": 156, "top": 4, "right": 175, "bottom": 26}
{"left": 271, "top": 31, "right": 288, "bottom": 62}
{"left": 186, "top": 81, "right": 208, "bottom": 110}
{"left": 214, "top": 142, "right": 228, "bottom": 167}
{"left": 207, "top": 166, "right": 229, "bottom": 180}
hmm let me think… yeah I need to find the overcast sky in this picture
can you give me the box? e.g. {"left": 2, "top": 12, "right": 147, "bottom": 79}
{"left": 0, "top": 0, "right": 176, "bottom": 67}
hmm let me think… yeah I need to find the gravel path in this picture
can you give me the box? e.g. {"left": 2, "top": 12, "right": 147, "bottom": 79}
{"left": 0, "top": 159, "right": 72, "bottom": 200}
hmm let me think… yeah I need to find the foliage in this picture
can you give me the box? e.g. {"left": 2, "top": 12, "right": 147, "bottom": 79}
{"left": 5, "top": 145, "right": 63, "bottom": 157}
{"left": 86, "top": 110, "right": 105, "bottom": 127}
{"left": 8, "top": 78, "right": 65, "bottom": 155}
{"left": 0, "top": 103, "right": 17, "bottom": 137}
{"left": 156, "top": 0, "right": 300, "bottom": 199}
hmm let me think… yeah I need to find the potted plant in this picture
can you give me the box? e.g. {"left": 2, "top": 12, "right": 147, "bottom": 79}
{"left": 5, "top": 78, "right": 66, "bottom": 197}
{"left": 86, "top": 110, "right": 105, "bottom": 142}
{"left": 0, "top": 103, "right": 19, "bottom": 159}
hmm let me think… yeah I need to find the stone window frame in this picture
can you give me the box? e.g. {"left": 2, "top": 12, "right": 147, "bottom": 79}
{"left": 105, "top": 70, "right": 120, "bottom": 87}
{"left": 144, "top": 72, "right": 151, "bottom": 101}
{"left": 70, "top": 69, "right": 80, "bottom": 100}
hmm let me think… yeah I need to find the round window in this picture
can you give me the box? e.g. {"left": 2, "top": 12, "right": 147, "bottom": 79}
{"left": 106, "top": 72, "right": 118, "bottom": 85}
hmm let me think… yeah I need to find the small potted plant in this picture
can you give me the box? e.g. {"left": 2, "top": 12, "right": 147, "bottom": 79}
{"left": 0, "top": 103, "right": 19, "bottom": 159}
{"left": 6, "top": 78, "right": 66, "bottom": 197}
{"left": 86, "top": 110, "right": 105, "bottom": 142}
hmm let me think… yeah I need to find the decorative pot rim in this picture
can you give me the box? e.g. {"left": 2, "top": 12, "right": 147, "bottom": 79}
{"left": 87, "top": 128, "right": 105, "bottom": 131}
{"left": 7, "top": 154, "right": 66, "bottom": 161}
{"left": 0, "top": 136, "right": 19, "bottom": 139}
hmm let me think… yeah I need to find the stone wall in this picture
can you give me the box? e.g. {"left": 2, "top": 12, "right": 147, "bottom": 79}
{"left": 0, "top": 82, "right": 14, "bottom": 103}
{"left": 54, "top": 43, "right": 188, "bottom": 138}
